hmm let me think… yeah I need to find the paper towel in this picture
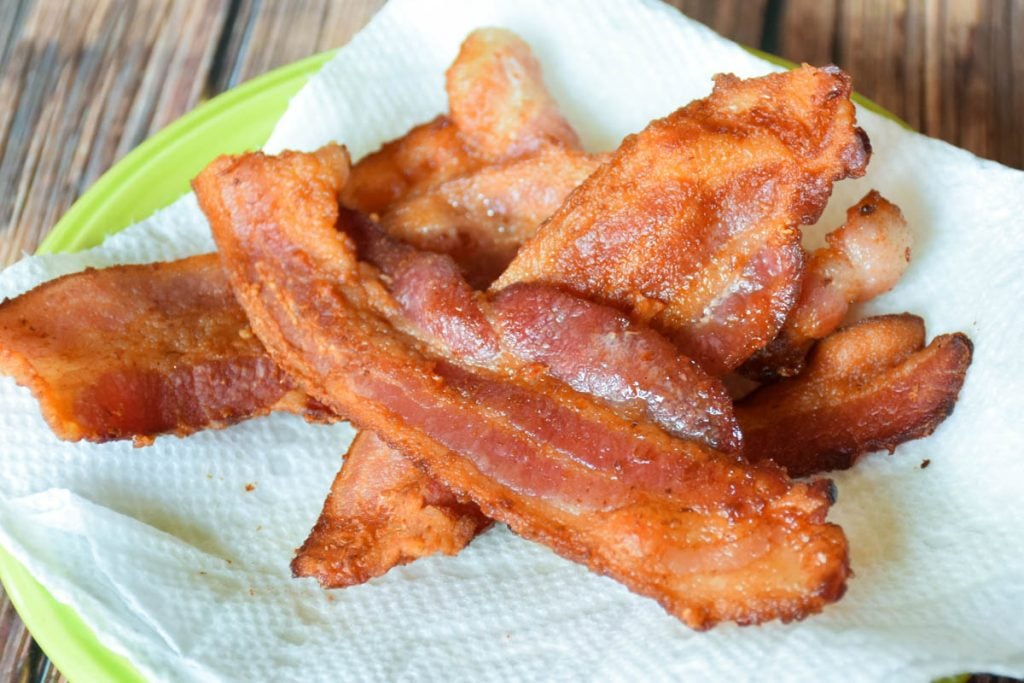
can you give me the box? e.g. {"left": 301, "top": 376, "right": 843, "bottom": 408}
{"left": 1, "top": 0, "right": 1022, "bottom": 680}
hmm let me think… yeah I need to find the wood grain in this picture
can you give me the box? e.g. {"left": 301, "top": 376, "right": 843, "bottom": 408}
{"left": 1, "top": 1, "right": 1022, "bottom": 681}
{"left": 209, "top": 0, "right": 386, "bottom": 92}
{"left": 775, "top": 0, "right": 1023, "bottom": 168}
{"left": 0, "top": 0, "right": 232, "bottom": 266}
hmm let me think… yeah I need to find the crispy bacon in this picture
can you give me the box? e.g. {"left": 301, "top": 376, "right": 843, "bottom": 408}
{"left": 743, "top": 191, "right": 912, "bottom": 380}
{"left": 0, "top": 142, "right": 594, "bottom": 449}
{"left": 343, "top": 27, "right": 582, "bottom": 217}
{"left": 446, "top": 28, "right": 581, "bottom": 160}
{"left": 308, "top": 28, "right": 597, "bottom": 581}
{"left": 195, "top": 144, "right": 849, "bottom": 628}
{"left": 342, "top": 115, "right": 483, "bottom": 216}
{"left": 736, "top": 314, "right": 972, "bottom": 477}
{"left": 0, "top": 254, "right": 329, "bottom": 445}
{"left": 292, "top": 431, "right": 491, "bottom": 587}
{"left": 380, "top": 147, "right": 603, "bottom": 287}
{"left": 496, "top": 65, "right": 870, "bottom": 376}
{"left": 345, "top": 211, "right": 741, "bottom": 451}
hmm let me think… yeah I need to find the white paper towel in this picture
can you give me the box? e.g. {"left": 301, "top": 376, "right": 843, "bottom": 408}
{"left": 1, "top": 0, "right": 1022, "bottom": 680}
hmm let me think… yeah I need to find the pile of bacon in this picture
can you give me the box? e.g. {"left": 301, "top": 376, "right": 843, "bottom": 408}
{"left": 0, "top": 29, "right": 972, "bottom": 630}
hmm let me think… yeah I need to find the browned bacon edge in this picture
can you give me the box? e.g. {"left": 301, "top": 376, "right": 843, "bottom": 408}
{"left": 195, "top": 144, "right": 849, "bottom": 629}
{"left": 742, "top": 191, "right": 913, "bottom": 381}
{"left": 737, "top": 314, "right": 973, "bottom": 477}
{"left": 0, "top": 254, "right": 331, "bottom": 445}
{"left": 445, "top": 28, "right": 581, "bottom": 160}
{"left": 292, "top": 431, "right": 492, "bottom": 587}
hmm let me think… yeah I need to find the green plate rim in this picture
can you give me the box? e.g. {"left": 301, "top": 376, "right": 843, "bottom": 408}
{"left": 2, "top": 45, "right": 942, "bottom": 683}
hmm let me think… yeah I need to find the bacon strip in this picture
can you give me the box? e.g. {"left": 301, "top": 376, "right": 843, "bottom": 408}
{"left": 342, "top": 27, "right": 582, "bottom": 217}
{"left": 742, "top": 191, "right": 912, "bottom": 380}
{"left": 346, "top": 211, "right": 741, "bottom": 452}
{"left": 0, "top": 254, "right": 328, "bottom": 445}
{"left": 736, "top": 314, "right": 972, "bottom": 477}
{"left": 380, "top": 147, "right": 604, "bottom": 288}
{"left": 292, "top": 431, "right": 491, "bottom": 587}
{"left": 445, "top": 28, "right": 581, "bottom": 160}
{"left": 496, "top": 65, "right": 870, "bottom": 376}
{"left": 303, "top": 27, "right": 595, "bottom": 583}
{"left": 342, "top": 115, "right": 483, "bottom": 216}
{"left": 195, "top": 144, "right": 849, "bottom": 629}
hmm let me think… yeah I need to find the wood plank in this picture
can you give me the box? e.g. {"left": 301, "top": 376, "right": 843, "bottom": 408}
{"left": 776, "top": 0, "right": 1023, "bottom": 169}
{"left": 210, "top": 0, "right": 386, "bottom": 91}
{"left": 776, "top": 0, "right": 838, "bottom": 65}
{"left": 0, "top": 585, "right": 43, "bottom": 681}
{"left": 665, "top": 0, "right": 770, "bottom": 46}
{"left": 0, "top": 0, "right": 232, "bottom": 267}
{"left": 212, "top": 0, "right": 775, "bottom": 91}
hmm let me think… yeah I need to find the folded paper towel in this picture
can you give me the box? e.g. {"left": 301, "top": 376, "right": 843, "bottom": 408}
{"left": 1, "top": 0, "right": 1022, "bottom": 680}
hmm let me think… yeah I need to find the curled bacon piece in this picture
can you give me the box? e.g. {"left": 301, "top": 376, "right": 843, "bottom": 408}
{"left": 342, "top": 27, "right": 581, "bottom": 217}
{"left": 342, "top": 115, "right": 483, "bottom": 216}
{"left": 380, "top": 147, "right": 604, "bottom": 288}
{"left": 195, "top": 144, "right": 849, "bottom": 628}
{"left": 446, "top": 28, "right": 580, "bottom": 160}
{"left": 743, "top": 191, "right": 912, "bottom": 380}
{"left": 292, "top": 431, "right": 491, "bottom": 587}
{"left": 737, "top": 314, "right": 972, "bottom": 477}
{"left": 0, "top": 254, "right": 327, "bottom": 445}
{"left": 496, "top": 65, "right": 870, "bottom": 376}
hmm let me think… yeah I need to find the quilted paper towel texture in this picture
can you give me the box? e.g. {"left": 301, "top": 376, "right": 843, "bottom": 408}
{"left": 0, "top": 0, "right": 1022, "bottom": 680}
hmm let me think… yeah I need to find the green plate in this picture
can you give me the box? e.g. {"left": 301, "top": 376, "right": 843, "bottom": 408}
{"left": 2, "top": 47, "right": 944, "bottom": 683}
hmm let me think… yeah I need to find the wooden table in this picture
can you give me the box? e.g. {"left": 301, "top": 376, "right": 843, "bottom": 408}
{"left": 0, "top": 1, "right": 1021, "bottom": 680}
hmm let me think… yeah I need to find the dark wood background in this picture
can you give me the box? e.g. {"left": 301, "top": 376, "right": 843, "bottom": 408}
{"left": 0, "top": 1, "right": 1021, "bottom": 681}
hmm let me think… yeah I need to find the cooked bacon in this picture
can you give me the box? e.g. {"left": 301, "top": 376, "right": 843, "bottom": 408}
{"left": 342, "top": 115, "right": 483, "bottom": 216}
{"left": 446, "top": 28, "right": 581, "bottom": 160}
{"left": 343, "top": 27, "right": 582, "bottom": 217}
{"left": 736, "top": 314, "right": 972, "bottom": 477}
{"left": 496, "top": 65, "right": 870, "bottom": 376}
{"left": 380, "top": 147, "right": 604, "bottom": 288}
{"left": 345, "top": 211, "right": 741, "bottom": 452}
{"left": 743, "top": 191, "right": 912, "bottom": 380}
{"left": 292, "top": 431, "right": 491, "bottom": 587}
{"left": 316, "top": 28, "right": 596, "bottom": 582}
{"left": 195, "top": 144, "right": 849, "bottom": 628}
{"left": 0, "top": 141, "right": 590, "bottom": 449}
{"left": 0, "top": 178, "right": 496, "bottom": 588}
{"left": 0, "top": 254, "right": 328, "bottom": 445}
